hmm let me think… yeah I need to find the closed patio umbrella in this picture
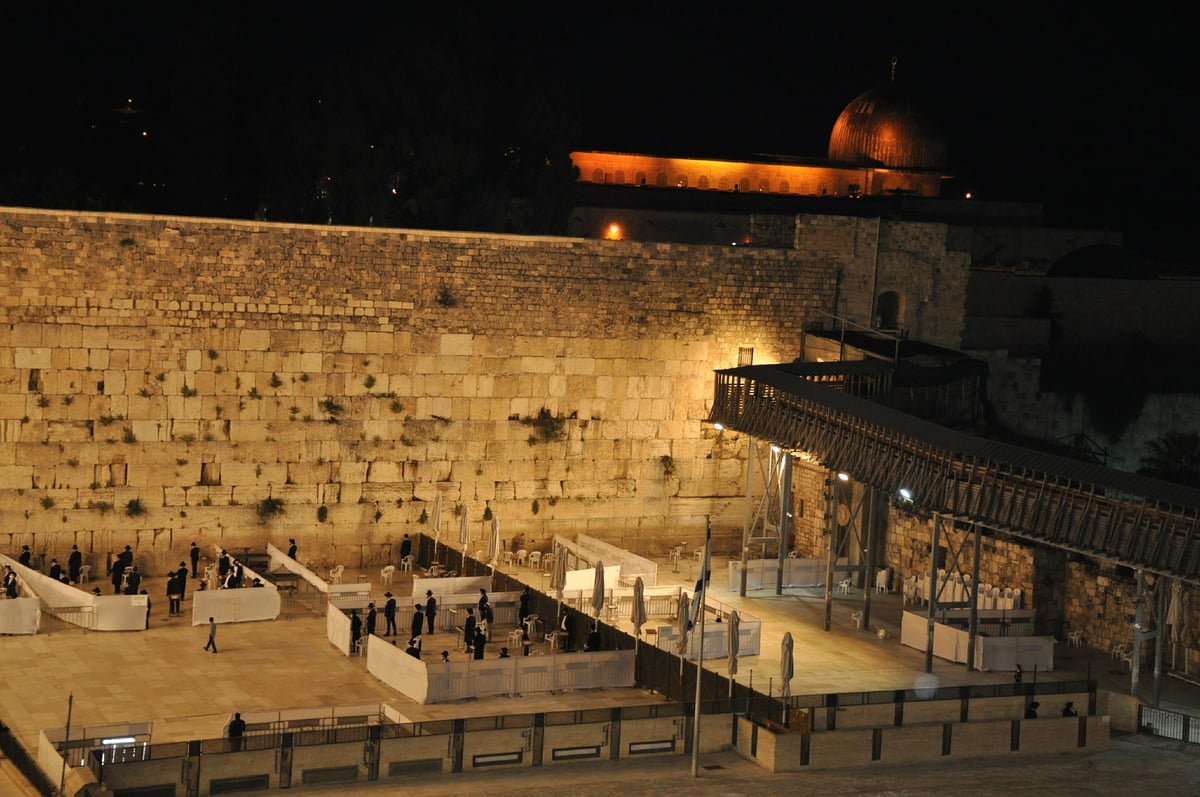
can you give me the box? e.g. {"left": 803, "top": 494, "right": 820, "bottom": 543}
{"left": 551, "top": 546, "right": 568, "bottom": 597}
{"left": 676, "top": 592, "right": 691, "bottom": 655}
{"left": 780, "top": 631, "right": 795, "bottom": 699}
{"left": 488, "top": 516, "right": 501, "bottom": 567}
{"left": 727, "top": 609, "right": 740, "bottom": 676}
{"left": 592, "top": 560, "right": 606, "bottom": 621}
{"left": 631, "top": 576, "right": 647, "bottom": 637}
{"left": 431, "top": 493, "right": 442, "bottom": 559}
{"left": 458, "top": 503, "right": 470, "bottom": 553}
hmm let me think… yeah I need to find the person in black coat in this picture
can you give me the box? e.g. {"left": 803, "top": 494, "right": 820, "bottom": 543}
{"left": 558, "top": 607, "right": 575, "bottom": 652}
{"left": 399, "top": 534, "right": 412, "bottom": 562}
{"left": 411, "top": 604, "right": 424, "bottom": 641}
{"left": 287, "top": 538, "right": 298, "bottom": 559}
{"left": 175, "top": 561, "right": 189, "bottom": 600}
{"left": 350, "top": 609, "right": 363, "bottom": 652}
{"left": 464, "top": 607, "right": 477, "bottom": 652}
{"left": 189, "top": 542, "right": 201, "bottom": 578}
{"left": 111, "top": 559, "right": 127, "bottom": 594}
{"left": 124, "top": 566, "right": 142, "bottom": 595}
{"left": 48, "top": 558, "right": 62, "bottom": 581}
{"left": 383, "top": 592, "right": 397, "bottom": 636}
{"left": 68, "top": 545, "right": 83, "bottom": 583}
{"left": 424, "top": 590, "right": 437, "bottom": 635}
{"left": 166, "top": 573, "right": 182, "bottom": 615}
{"left": 518, "top": 586, "right": 530, "bottom": 628}
{"left": 472, "top": 627, "right": 486, "bottom": 660}
{"left": 366, "top": 602, "right": 377, "bottom": 637}
{"left": 18, "top": 545, "right": 32, "bottom": 567}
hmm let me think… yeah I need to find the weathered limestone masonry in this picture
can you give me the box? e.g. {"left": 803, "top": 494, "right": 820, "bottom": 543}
{"left": 0, "top": 207, "right": 834, "bottom": 571}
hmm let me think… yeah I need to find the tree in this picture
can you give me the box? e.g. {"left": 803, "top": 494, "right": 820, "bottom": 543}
{"left": 1139, "top": 431, "right": 1200, "bottom": 487}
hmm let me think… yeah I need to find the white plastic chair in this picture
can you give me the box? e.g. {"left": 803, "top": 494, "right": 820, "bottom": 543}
{"left": 79, "top": 565, "right": 91, "bottom": 584}
{"left": 528, "top": 551, "right": 541, "bottom": 569}
{"left": 516, "top": 549, "right": 528, "bottom": 567}
{"left": 874, "top": 568, "right": 889, "bottom": 594}
{"left": 838, "top": 578, "right": 852, "bottom": 595}
{"left": 328, "top": 565, "right": 344, "bottom": 584}
{"left": 380, "top": 565, "right": 395, "bottom": 584}
{"left": 399, "top": 555, "right": 413, "bottom": 573}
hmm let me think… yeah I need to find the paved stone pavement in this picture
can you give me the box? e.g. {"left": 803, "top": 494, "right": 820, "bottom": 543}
{"left": 2, "top": 548, "right": 1198, "bottom": 794}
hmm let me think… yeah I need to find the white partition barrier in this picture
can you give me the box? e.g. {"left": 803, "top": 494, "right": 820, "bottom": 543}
{"left": 265, "top": 543, "right": 327, "bottom": 592}
{"left": 327, "top": 602, "right": 355, "bottom": 656}
{"left": 0, "top": 597, "right": 40, "bottom": 634}
{"left": 369, "top": 640, "right": 635, "bottom": 704}
{"left": 572, "top": 533, "right": 659, "bottom": 586}
{"left": 327, "top": 583, "right": 373, "bottom": 610}
{"left": 900, "top": 610, "right": 1055, "bottom": 671}
{"left": 513, "top": 656, "right": 556, "bottom": 695}
{"left": 727, "top": 558, "right": 827, "bottom": 590}
{"left": 192, "top": 584, "right": 281, "bottom": 625}
{"left": 562, "top": 565, "right": 621, "bottom": 593}
{"left": 412, "top": 575, "right": 491, "bottom": 601}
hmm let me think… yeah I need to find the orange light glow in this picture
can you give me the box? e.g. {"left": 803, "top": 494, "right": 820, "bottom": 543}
{"left": 604, "top": 223, "right": 622, "bottom": 240}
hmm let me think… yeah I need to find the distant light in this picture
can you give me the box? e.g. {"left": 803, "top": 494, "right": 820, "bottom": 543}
{"left": 837, "top": 472, "right": 850, "bottom": 482}
{"left": 964, "top": 192, "right": 972, "bottom": 200}
{"left": 141, "top": 131, "right": 148, "bottom": 137}
{"left": 604, "top": 223, "right": 622, "bottom": 240}
{"left": 898, "top": 488, "right": 913, "bottom": 501}
{"left": 102, "top": 737, "right": 136, "bottom": 745}
{"left": 712, "top": 423, "right": 723, "bottom": 431}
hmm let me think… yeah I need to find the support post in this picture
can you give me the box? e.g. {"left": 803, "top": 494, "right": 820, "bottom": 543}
{"left": 740, "top": 439, "right": 755, "bottom": 597}
{"left": 925, "top": 513, "right": 942, "bottom": 673}
{"left": 966, "top": 522, "right": 982, "bottom": 672}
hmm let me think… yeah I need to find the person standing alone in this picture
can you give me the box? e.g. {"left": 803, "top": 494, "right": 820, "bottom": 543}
{"left": 204, "top": 616, "right": 218, "bottom": 653}
{"left": 228, "top": 713, "right": 246, "bottom": 752}
{"left": 384, "top": 592, "right": 397, "bottom": 636}
{"left": 425, "top": 590, "right": 437, "bottom": 635}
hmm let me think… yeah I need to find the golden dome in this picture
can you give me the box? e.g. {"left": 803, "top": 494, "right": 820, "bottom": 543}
{"left": 828, "top": 72, "right": 947, "bottom": 170}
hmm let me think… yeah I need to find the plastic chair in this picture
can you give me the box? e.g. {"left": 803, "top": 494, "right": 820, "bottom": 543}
{"left": 380, "top": 565, "right": 395, "bottom": 584}
{"left": 79, "top": 565, "right": 91, "bottom": 584}
{"left": 838, "top": 578, "right": 852, "bottom": 595}
{"left": 528, "top": 551, "right": 541, "bottom": 569}
{"left": 502, "top": 551, "right": 514, "bottom": 566}
{"left": 541, "top": 553, "right": 555, "bottom": 573}
{"left": 399, "top": 555, "right": 413, "bottom": 573}
{"left": 516, "top": 549, "right": 528, "bottom": 567}
{"left": 874, "top": 568, "right": 889, "bottom": 594}
{"left": 328, "top": 565, "right": 344, "bottom": 584}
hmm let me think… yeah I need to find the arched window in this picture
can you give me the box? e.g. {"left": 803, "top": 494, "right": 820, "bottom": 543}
{"left": 614, "top": 170, "right": 626, "bottom": 185}
{"left": 758, "top": 179, "right": 770, "bottom": 193}
{"left": 591, "top": 168, "right": 605, "bottom": 183}
{"left": 676, "top": 174, "right": 688, "bottom": 187}
{"left": 718, "top": 176, "right": 729, "bottom": 190}
{"left": 698, "top": 175, "right": 710, "bottom": 188}
{"left": 655, "top": 172, "right": 668, "bottom": 187}
{"left": 779, "top": 179, "right": 790, "bottom": 193}
{"left": 635, "top": 171, "right": 647, "bottom": 186}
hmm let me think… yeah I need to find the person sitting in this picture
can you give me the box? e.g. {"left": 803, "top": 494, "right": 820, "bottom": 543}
{"left": 584, "top": 626, "right": 602, "bottom": 652}
{"left": 1024, "top": 701, "right": 1039, "bottom": 719}
{"left": 440, "top": 650, "right": 450, "bottom": 663}
{"left": 498, "top": 647, "right": 510, "bottom": 658}
{"left": 405, "top": 638, "right": 422, "bottom": 659}
{"left": 1062, "top": 701, "right": 1078, "bottom": 717}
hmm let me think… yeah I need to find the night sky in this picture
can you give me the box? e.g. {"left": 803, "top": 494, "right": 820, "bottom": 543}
{"left": 2, "top": 4, "right": 1191, "bottom": 260}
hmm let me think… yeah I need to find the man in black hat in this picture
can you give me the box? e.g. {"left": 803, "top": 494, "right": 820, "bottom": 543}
{"left": 383, "top": 592, "right": 397, "bottom": 636}
{"left": 18, "top": 545, "right": 32, "bottom": 567}
{"left": 425, "top": 589, "right": 437, "bottom": 635}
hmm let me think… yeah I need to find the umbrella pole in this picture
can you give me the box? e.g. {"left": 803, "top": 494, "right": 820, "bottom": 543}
{"left": 690, "top": 516, "right": 711, "bottom": 778}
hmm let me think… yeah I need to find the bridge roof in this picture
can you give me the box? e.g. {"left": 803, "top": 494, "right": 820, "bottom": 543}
{"left": 709, "top": 365, "right": 1200, "bottom": 582}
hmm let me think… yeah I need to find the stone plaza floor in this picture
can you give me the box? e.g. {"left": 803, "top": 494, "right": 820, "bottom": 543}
{"left": 2, "top": 546, "right": 1199, "bottom": 795}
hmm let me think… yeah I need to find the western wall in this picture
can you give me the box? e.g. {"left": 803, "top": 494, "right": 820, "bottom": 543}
{"left": 0, "top": 207, "right": 834, "bottom": 574}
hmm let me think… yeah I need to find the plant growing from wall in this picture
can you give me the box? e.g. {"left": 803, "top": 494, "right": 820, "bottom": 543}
{"left": 519, "top": 407, "right": 567, "bottom": 444}
{"left": 531, "top": 499, "right": 540, "bottom": 515}
{"left": 256, "top": 496, "right": 285, "bottom": 523}
{"left": 181, "top": 384, "right": 197, "bottom": 397}
{"left": 320, "top": 398, "right": 344, "bottom": 424}
{"left": 435, "top": 285, "right": 457, "bottom": 307}
{"left": 122, "top": 427, "right": 137, "bottom": 443}
{"left": 364, "top": 375, "right": 376, "bottom": 390}
{"left": 483, "top": 506, "right": 493, "bottom": 521}
{"left": 269, "top": 373, "right": 283, "bottom": 389}
{"left": 41, "top": 496, "right": 55, "bottom": 509}
{"left": 660, "top": 454, "right": 676, "bottom": 478}
{"left": 317, "top": 505, "right": 328, "bottom": 522}
{"left": 125, "top": 498, "right": 145, "bottom": 517}
{"left": 419, "top": 508, "right": 429, "bottom": 524}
